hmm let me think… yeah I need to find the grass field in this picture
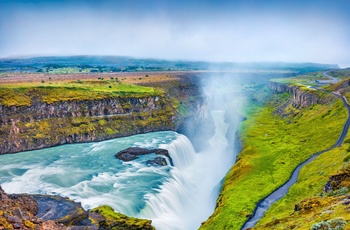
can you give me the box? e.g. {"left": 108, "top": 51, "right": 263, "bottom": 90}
{"left": 0, "top": 79, "right": 162, "bottom": 106}
{"left": 271, "top": 72, "right": 326, "bottom": 86}
{"left": 254, "top": 135, "right": 350, "bottom": 229}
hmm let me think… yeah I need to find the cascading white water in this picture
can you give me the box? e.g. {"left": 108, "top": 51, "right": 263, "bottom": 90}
{"left": 164, "top": 135, "right": 196, "bottom": 169}
{"left": 139, "top": 110, "right": 237, "bottom": 230}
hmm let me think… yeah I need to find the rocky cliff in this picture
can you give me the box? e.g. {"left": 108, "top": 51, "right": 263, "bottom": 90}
{"left": 0, "top": 77, "right": 204, "bottom": 154}
{"left": 0, "top": 95, "right": 176, "bottom": 154}
{"left": 268, "top": 81, "right": 333, "bottom": 107}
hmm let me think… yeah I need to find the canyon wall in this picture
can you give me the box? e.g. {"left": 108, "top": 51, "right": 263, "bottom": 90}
{"left": 0, "top": 95, "right": 179, "bottom": 154}
{"left": 0, "top": 75, "right": 207, "bottom": 155}
{"left": 268, "top": 82, "right": 333, "bottom": 107}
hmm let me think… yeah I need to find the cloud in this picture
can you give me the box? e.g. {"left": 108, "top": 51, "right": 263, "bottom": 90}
{"left": 0, "top": 0, "right": 349, "bottom": 67}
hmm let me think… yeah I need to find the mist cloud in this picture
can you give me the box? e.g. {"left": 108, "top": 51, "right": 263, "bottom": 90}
{"left": 0, "top": 0, "right": 349, "bottom": 67}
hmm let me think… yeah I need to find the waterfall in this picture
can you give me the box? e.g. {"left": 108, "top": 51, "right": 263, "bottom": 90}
{"left": 164, "top": 135, "right": 196, "bottom": 169}
{"left": 140, "top": 110, "right": 236, "bottom": 230}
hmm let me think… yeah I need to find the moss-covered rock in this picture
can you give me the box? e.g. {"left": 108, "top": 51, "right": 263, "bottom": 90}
{"left": 91, "top": 205, "right": 155, "bottom": 230}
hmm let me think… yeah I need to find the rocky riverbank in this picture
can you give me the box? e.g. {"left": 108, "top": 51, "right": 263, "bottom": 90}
{"left": 0, "top": 186, "right": 155, "bottom": 230}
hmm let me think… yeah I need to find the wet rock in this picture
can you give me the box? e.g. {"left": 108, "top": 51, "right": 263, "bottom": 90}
{"left": 147, "top": 157, "right": 168, "bottom": 166}
{"left": 116, "top": 147, "right": 173, "bottom": 166}
{"left": 32, "top": 195, "right": 88, "bottom": 225}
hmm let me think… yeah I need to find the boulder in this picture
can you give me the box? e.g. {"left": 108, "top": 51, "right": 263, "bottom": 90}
{"left": 32, "top": 194, "right": 89, "bottom": 225}
{"left": 115, "top": 147, "right": 173, "bottom": 166}
{"left": 147, "top": 157, "right": 168, "bottom": 166}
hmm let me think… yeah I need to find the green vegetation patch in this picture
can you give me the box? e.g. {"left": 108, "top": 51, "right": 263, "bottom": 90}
{"left": 328, "top": 68, "right": 350, "bottom": 79}
{"left": 200, "top": 91, "right": 347, "bottom": 229}
{"left": 254, "top": 139, "right": 350, "bottom": 229}
{"left": 324, "top": 77, "right": 350, "bottom": 104}
{"left": 0, "top": 81, "right": 161, "bottom": 106}
{"left": 92, "top": 205, "right": 155, "bottom": 230}
{"left": 324, "top": 78, "right": 349, "bottom": 92}
{"left": 271, "top": 72, "right": 327, "bottom": 87}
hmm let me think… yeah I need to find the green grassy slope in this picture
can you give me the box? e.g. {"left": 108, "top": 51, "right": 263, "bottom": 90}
{"left": 254, "top": 137, "right": 350, "bottom": 229}
{"left": 200, "top": 87, "right": 347, "bottom": 229}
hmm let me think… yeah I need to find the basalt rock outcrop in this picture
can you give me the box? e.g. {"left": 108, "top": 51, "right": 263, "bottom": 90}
{"left": 116, "top": 147, "right": 173, "bottom": 166}
{"left": 268, "top": 82, "right": 333, "bottom": 108}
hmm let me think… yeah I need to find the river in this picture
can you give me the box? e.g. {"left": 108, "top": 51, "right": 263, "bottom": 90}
{"left": 0, "top": 110, "right": 238, "bottom": 230}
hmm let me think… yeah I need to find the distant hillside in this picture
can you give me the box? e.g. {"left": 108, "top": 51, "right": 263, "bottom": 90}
{"left": 0, "top": 55, "right": 339, "bottom": 74}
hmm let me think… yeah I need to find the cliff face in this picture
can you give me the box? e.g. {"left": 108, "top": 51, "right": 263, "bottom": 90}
{"left": 268, "top": 82, "right": 332, "bottom": 107}
{"left": 0, "top": 95, "right": 177, "bottom": 154}
{"left": 0, "top": 97, "right": 160, "bottom": 122}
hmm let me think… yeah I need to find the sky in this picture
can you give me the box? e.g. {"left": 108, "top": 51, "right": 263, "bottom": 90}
{"left": 0, "top": 0, "right": 350, "bottom": 67}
